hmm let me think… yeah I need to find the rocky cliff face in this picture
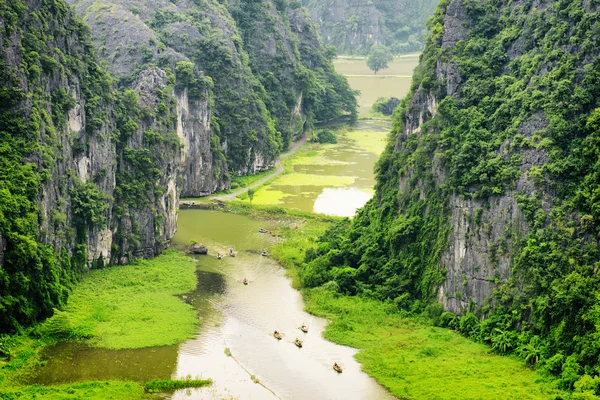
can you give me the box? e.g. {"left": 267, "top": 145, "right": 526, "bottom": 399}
{"left": 0, "top": 0, "right": 356, "bottom": 332}
{"left": 67, "top": 0, "right": 355, "bottom": 180}
{"left": 302, "top": 0, "right": 438, "bottom": 54}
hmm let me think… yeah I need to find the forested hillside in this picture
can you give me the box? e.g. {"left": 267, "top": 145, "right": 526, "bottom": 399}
{"left": 302, "top": 0, "right": 438, "bottom": 54}
{"left": 303, "top": 0, "right": 600, "bottom": 391}
{"left": 0, "top": 0, "right": 355, "bottom": 332}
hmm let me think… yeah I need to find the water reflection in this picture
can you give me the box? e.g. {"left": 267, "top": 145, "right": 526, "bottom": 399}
{"left": 313, "top": 188, "right": 373, "bottom": 217}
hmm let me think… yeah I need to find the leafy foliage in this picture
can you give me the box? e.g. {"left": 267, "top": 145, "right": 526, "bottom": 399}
{"left": 295, "top": 0, "right": 600, "bottom": 392}
{"left": 367, "top": 45, "right": 393, "bottom": 74}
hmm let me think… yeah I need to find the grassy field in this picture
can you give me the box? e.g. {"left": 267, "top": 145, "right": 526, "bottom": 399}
{"left": 334, "top": 56, "right": 419, "bottom": 116}
{"left": 0, "top": 251, "right": 206, "bottom": 399}
{"left": 268, "top": 213, "right": 566, "bottom": 400}
{"left": 40, "top": 250, "right": 198, "bottom": 349}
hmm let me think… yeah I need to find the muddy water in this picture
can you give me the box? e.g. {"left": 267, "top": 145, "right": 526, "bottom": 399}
{"left": 32, "top": 210, "right": 392, "bottom": 400}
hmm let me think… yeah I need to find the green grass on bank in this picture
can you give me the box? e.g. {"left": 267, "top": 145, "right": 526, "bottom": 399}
{"left": 304, "top": 290, "right": 563, "bottom": 400}
{"left": 267, "top": 212, "right": 566, "bottom": 400}
{"left": 0, "top": 381, "right": 145, "bottom": 400}
{"left": 40, "top": 250, "right": 198, "bottom": 349}
{"left": 0, "top": 251, "right": 204, "bottom": 399}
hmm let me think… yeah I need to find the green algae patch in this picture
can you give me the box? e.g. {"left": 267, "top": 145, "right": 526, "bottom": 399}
{"left": 40, "top": 251, "right": 198, "bottom": 349}
{"left": 272, "top": 173, "right": 356, "bottom": 187}
{"left": 343, "top": 129, "right": 388, "bottom": 155}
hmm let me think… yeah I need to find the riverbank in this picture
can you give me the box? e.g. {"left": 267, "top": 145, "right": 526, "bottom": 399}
{"left": 0, "top": 251, "right": 210, "bottom": 399}
{"left": 266, "top": 211, "right": 566, "bottom": 399}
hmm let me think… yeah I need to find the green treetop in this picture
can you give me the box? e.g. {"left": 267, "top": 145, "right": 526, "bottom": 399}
{"left": 367, "top": 45, "right": 393, "bottom": 74}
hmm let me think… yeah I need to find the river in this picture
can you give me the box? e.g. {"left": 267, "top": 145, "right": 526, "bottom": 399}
{"left": 30, "top": 210, "right": 393, "bottom": 400}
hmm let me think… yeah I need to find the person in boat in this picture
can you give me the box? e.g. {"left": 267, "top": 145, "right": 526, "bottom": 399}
{"left": 334, "top": 362, "right": 339, "bottom": 368}
{"left": 243, "top": 277, "right": 248, "bottom": 283}
{"left": 217, "top": 252, "right": 222, "bottom": 259}
{"left": 259, "top": 228, "right": 267, "bottom": 233}
{"left": 274, "top": 330, "right": 278, "bottom": 335}
{"left": 229, "top": 247, "right": 234, "bottom": 254}
{"left": 261, "top": 251, "right": 268, "bottom": 256}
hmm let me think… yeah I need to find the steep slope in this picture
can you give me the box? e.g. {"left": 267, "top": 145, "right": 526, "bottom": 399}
{"left": 0, "top": 0, "right": 357, "bottom": 333}
{"left": 0, "top": 0, "right": 183, "bottom": 330}
{"left": 304, "top": 0, "right": 600, "bottom": 389}
{"left": 228, "top": 0, "right": 358, "bottom": 145}
{"left": 68, "top": 0, "right": 356, "bottom": 181}
{"left": 302, "top": 0, "right": 438, "bottom": 54}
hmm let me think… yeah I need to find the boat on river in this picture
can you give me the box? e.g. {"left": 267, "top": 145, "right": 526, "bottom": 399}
{"left": 243, "top": 278, "right": 248, "bottom": 285}
{"left": 294, "top": 338, "right": 303, "bottom": 348}
{"left": 259, "top": 228, "right": 267, "bottom": 233}
{"left": 273, "top": 331, "right": 282, "bottom": 340}
{"left": 300, "top": 324, "right": 308, "bottom": 333}
{"left": 333, "top": 363, "right": 342, "bottom": 373}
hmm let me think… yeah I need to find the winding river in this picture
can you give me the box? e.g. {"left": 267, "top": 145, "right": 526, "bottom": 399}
{"left": 31, "top": 211, "right": 393, "bottom": 399}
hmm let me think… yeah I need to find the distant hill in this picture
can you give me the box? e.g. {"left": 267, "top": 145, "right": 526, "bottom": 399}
{"left": 302, "top": 0, "right": 438, "bottom": 55}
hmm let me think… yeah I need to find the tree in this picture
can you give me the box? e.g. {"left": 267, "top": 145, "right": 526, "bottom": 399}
{"left": 367, "top": 45, "right": 393, "bottom": 74}
{"left": 247, "top": 188, "right": 255, "bottom": 202}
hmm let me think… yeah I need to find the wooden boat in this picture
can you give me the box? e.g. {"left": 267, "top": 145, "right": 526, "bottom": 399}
{"left": 217, "top": 254, "right": 222, "bottom": 260}
{"left": 261, "top": 251, "right": 268, "bottom": 257}
{"left": 333, "top": 364, "right": 342, "bottom": 373}
{"left": 243, "top": 278, "right": 248, "bottom": 285}
{"left": 273, "top": 331, "right": 282, "bottom": 340}
{"left": 300, "top": 325, "right": 308, "bottom": 333}
{"left": 230, "top": 251, "right": 237, "bottom": 257}
{"left": 294, "top": 338, "right": 303, "bottom": 348}
{"left": 259, "top": 228, "right": 267, "bottom": 233}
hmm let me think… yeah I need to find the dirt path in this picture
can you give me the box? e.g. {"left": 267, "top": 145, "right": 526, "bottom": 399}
{"left": 211, "top": 135, "right": 308, "bottom": 201}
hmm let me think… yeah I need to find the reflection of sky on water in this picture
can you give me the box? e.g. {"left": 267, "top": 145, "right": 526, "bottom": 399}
{"left": 313, "top": 188, "right": 374, "bottom": 217}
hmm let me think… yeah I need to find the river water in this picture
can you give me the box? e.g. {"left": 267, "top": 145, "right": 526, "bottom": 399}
{"left": 31, "top": 210, "right": 392, "bottom": 400}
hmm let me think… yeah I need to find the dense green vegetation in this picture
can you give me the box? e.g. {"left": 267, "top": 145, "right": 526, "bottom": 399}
{"left": 269, "top": 212, "right": 564, "bottom": 399}
{"left": 228, "top": 0, "right": 358, "bottom": 146}
{"left": 302, "top": 0, "right": 438, "bottom": 55}
{"left": 288, "top": 0, "right": 600, "bottom": 394}
{"left": 0, "top": 0, "right": 113, "bottom": 332}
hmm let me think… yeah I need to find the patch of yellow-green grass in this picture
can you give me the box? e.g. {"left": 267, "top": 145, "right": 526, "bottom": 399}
{"left": 238, "top": 186, "right": 291, "bottom": 205}
{"left": 270, "top": 173, "right": 356, "bottom": 187}
{"left": 40, "top": 251, "right": 198, "bottom": 349}
{"left": 343, "top": 129, "right": 388, "bottom": 155}
{"left": 303, "top": 290, "right": 564, "bottom": 400}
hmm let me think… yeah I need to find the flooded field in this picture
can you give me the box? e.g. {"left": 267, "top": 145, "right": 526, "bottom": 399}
{"left": 333, "top": 55, "right": 419, "bottom": 116}
{"left": 240, "top": 120, "right": 389, "bottom": 217}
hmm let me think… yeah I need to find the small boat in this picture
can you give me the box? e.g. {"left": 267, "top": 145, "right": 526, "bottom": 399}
{"left": 294, "top": 338, "right": 303, "bottom": 348}
{"left": 261, "top": 251, "right": 268, "bottom": 257}
{"left": 300, "top": 325, "right": 308, "bottom": 333}
{"left": 217, "top": 253, "right": 223, "bottom": 260}
{"left": 230, "top": 251, "right": 237, "bottom": 257}
{"left": 273, "top": 331, "right": 282, "bottom": 340}
{"left": 259, "top": 228, "right": 267, "bottom": 233}
{"left": 243, "top": 278, "right": 248, "bottom": 285}
{"left": 333, "top": 363, "right": 342, "bottom": 373}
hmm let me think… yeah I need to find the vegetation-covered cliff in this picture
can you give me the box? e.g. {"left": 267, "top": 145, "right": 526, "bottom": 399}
{"left": 302, "top": 0, "right": 438, "bottom": 55}
{"left": 67, "top": 0, "right": 357, "bottom": 179}
{"left": 303, "top": 0, "right": 600, "bottom": 391}
{"left": 0, "top": 0, "right": 355, "bottom": 332}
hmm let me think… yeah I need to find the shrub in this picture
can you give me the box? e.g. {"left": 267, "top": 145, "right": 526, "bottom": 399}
{"left": 316, "top": 129, "right": 337, "bottom": 144}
